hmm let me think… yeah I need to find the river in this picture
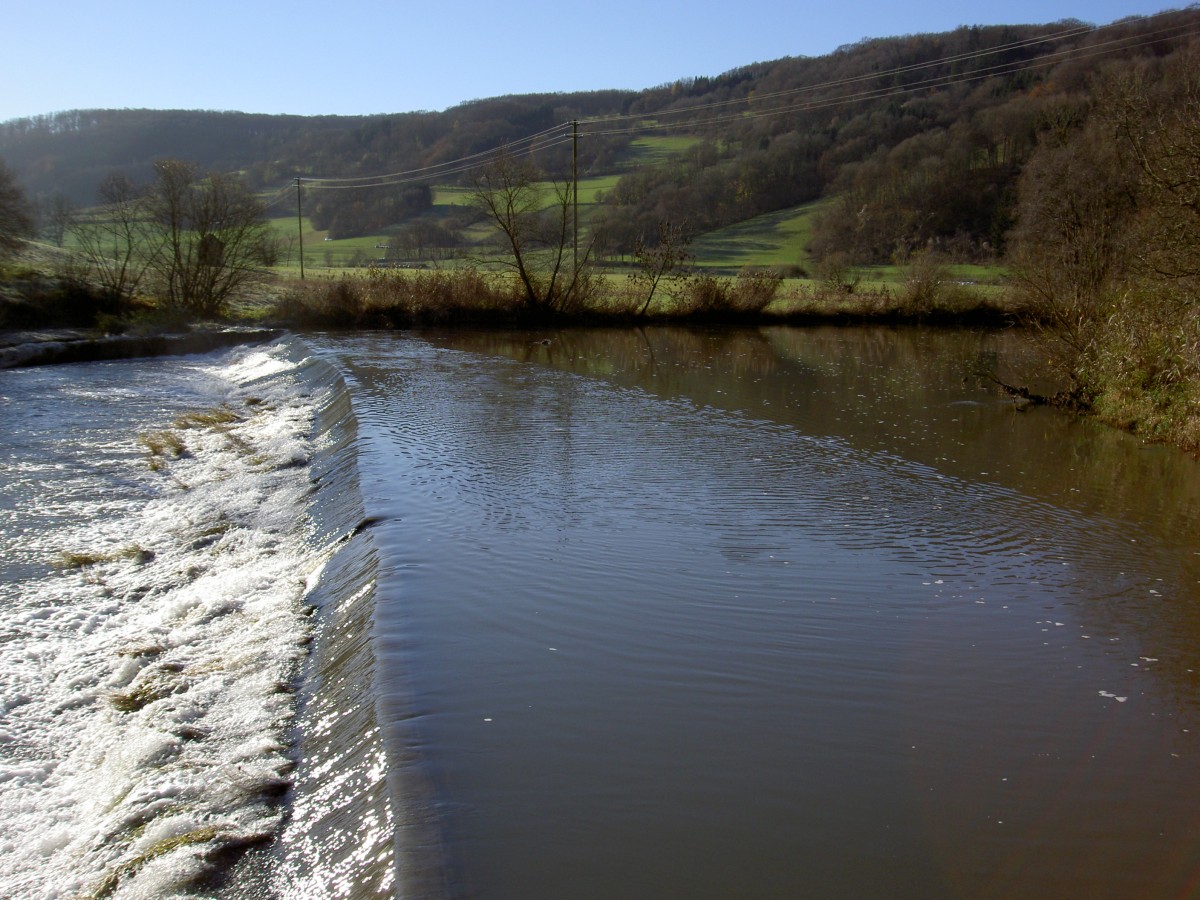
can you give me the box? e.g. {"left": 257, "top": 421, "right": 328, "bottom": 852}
{"left": 2, "top": 326, "right": 1198, "bottom": 898}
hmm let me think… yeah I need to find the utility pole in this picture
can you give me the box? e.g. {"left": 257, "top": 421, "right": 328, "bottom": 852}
{"left": 572, "top": 120, "right": 579, "bottom": 285}
{"left": 295, "top": 177, "right": 305, "bottom": 280}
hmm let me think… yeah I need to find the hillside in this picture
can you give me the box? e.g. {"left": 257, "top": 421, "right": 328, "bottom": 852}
{"left": 3, "top": 8, "right": 1199, "bottom": 267}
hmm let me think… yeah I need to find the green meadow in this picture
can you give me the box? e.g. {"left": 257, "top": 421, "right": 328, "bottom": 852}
{"left": 690, "top": 203, "right": 822, "bottom": 273}
{"left": 616, "top": 135, "right": 701, "bottom": 168}
{"left": 266, "top": 135, "right": 1007, "bottom": 288}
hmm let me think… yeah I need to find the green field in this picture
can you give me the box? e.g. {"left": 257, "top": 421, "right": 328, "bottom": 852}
{"left": 615, "top": 135, "right": 701, "bottom": 169}
{"left": 271, "top": 134, "right": 717, "bottom": 273}
{"left": 690, "top": 203, "right": 823, "bottom": 272}
{"left": 267, "top": 132, "right": 1008, "bottom": 288}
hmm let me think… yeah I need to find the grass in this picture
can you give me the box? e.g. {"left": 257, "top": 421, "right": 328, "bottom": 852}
{"left": 173, "top": 406, "right": 257, "bottom": 455}
{"left": 139, "top": 430, "right": 186, "bottom": 458}
{"left": 686, "top": 201, "right": 1012, "bottom": 296}
{"left": 58, "top": 545, "right": 155, "bottom": 569}
{"left": 266, "top": 131, "right": 784, "bottom": 280}
{"left": 615, "top": 135, "right": 702, "bottom": 169}
{"left": 85, "top": 826, "right": 223, "bottom": 899}
{"left": 271, "top": 135, "right": 704, "bottom": 275}
{"left": 577, "top": 174, "right": 621, "bottom": 202}
{"left": 690, "top": 202, "right": 824, "bottom": 272}
{"left": 173, "top": 408, "right": 240, "bottom": 429}
{"left": 135, "top": 406, "right": 254, "bottom": 470}
{"left": 431, "top": 185, "right": 475, "bottom": 207}
{"left": 108, "top": 675, "right": 176, "bottom": 713}
{"left": 275, "top": 191, "right": 1007, "bottom": 294}
{"left": 269, "top": 261, "right": 1020, "bottom": 331}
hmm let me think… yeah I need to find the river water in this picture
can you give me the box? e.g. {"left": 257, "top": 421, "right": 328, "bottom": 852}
{"left": 2, "top": 327, "right": 1198, "bottom": 898}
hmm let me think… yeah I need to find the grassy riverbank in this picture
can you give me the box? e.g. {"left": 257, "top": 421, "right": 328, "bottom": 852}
{"left": 5, "top": 242, "right": 1199, "bottom": 455}
{"left": 265, "top": 259, "right": 1018, "bottom": 327}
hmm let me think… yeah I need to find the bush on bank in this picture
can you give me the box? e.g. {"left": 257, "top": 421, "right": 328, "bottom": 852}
{"left": 265, "top": 264, "right": 1015, "bottom": 329}
{"left": 1076, "top": 284, "right": 1200, "bottom": 451}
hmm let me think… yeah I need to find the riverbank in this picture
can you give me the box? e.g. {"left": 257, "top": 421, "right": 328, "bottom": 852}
{"left": 3, "top": 249, "right": 1196, "bottom": 456}
{"left": 0, "top": 327, "right": 284, "bottom": 369}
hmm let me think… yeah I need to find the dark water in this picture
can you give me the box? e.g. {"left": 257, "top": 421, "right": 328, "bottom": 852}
{"left": 310, "top": 326, "right": 1200, "bottom": 900}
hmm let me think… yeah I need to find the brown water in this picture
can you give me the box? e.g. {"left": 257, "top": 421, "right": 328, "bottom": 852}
{"left": 311, "top": 325, "right": 1200, "bottom": 899}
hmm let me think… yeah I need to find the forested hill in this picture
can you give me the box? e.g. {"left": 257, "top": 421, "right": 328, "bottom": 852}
{"left": 0, "top": 92, "right": 638, "bottom": 207}
{"left": 3, "top": 8, "right": 1199, "bottom": 262}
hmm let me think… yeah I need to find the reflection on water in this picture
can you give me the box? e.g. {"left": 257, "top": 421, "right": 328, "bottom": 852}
{"left": 316, "top": 326, "right": 1200, "bottom": 899}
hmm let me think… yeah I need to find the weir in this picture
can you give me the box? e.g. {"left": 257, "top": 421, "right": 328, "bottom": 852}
{"left": 0, "top": 336, "right": 429, "bottom": 898}
{"left": 228, "top": 338, "right": 447, "bottom": 899}
{"left": 209, "top": 341, "right": 391, "bottom": 898}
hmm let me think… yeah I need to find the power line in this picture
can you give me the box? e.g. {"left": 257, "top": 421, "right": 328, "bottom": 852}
{"left": 261, "top": 182, "right": 297, "bottom": 209}
{"left": 290, "top": 10, "right": 1200, "bottom": 195}
{"left": 579, "top": 14, "right": 1200, "bottom": 138}
{"left": 299, "top": 122, "right": 573, "bottom": 189}
{"left": 579, "top": 19, "right": 1100, "bottom": 129}
{"left": 300, "top": 134, "right": 577, "bottom": 190}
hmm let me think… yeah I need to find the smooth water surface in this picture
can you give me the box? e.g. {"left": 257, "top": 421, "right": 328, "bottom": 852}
{"left": 312, "top": 326, "right": 1200, "bottom": 899}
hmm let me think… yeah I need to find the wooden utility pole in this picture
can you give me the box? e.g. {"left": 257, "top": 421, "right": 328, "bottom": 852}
{"left": 295, "top": 177, "right": 305, "bottom": 280}
{"left": 572, "top": 120, "right": 579, "bottom": 284}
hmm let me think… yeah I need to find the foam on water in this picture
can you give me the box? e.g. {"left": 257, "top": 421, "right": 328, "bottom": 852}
{"left": 0, "top": 340, "right": 370, "bottom": 898}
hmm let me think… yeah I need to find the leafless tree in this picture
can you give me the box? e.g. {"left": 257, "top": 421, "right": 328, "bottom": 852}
{"left": 73, "top": 173, "right": 161, "bottom": 308}
{"left": 1007, "top": 117, "right": 1138, "bottom": 363}
{"left": 470, "top": 149, "right": 590, "bottom": 313}
{"left": 0, "top": 159, "right": 34, "bottom": 259}
{"left": 144, "top": 160, "right": 276, "bottom": 317}
{"left": 40, "top": 194, "right": 74, "bottom": 247}
{"left": 631, "top": 220, "right": 691, "bottom": 316}
{"left": 1101, "top": 48, "right": 1200, "bottom": 285}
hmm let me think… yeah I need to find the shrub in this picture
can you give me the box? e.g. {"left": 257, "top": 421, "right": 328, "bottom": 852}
{"left": 896, "top": 252, "right": 978, "bottom": 317}
{"left": 729, "top": 269, "right": 783, "bottom": 313}
{"left": 270, "top": 268, "right": 529, "bottom": 328}
{"left": 1085, "top": 283, "right": 1200, "bottom": 447}
{"left": 674, "top": 270, "right": 783, "bottom": 317}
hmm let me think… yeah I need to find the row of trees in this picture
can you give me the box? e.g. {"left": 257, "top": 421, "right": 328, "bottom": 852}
{"left": 1007, "top": 45, "right": 1200, "bottom": 442}
{"left": 1, "top": 154, "right": 275, "bottom": 321}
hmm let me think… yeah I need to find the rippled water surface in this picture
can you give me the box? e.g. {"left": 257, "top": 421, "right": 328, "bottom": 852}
{"left": 312, "top": 326, "right": 1200, "bottom": 899}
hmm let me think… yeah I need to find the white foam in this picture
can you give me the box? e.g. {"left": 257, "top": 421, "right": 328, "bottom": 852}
{"left": 0, "top": 342, "right": 337, "bottom": 898}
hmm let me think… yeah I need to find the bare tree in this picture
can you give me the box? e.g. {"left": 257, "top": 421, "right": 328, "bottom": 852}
{"left": 470, "top": 149, "right": 590, "bottom": 312}
{"left": 0, "top": 159, "right": 34, "bottom": 259}
{"left": 73, "top": 173, "right": 160, "bottom": 308}
{"left": 1101, "top": 49, "right": 1200, "bottom": 284}
{"left": 40, "top": 194, "right": 74, "bottom": 247}
{"left": 630, "top": 220, "right": 691, "bottom": 316}
{"left": 1007, "top": 118, "right": 1138, "bottom": 363}
{"left": 144, "top": 160, "right": 276, "bottom": 317}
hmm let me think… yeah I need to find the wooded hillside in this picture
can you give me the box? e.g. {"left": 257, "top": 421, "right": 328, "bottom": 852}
{"left": 2, "top": 8, "right": 1198, "bottom": 264}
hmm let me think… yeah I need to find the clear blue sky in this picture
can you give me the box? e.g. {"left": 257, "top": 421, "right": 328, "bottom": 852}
{"left": 0, "top": 0, "right": 1185, "bottom": 123}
